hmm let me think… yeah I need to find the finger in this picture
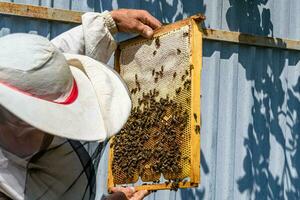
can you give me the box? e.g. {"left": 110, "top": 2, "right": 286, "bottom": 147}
{"left": 129, "top": 187, "right": 136, "bottom": 193}
{"left": 133, "top": 21, "right": 154, "bottom": 38}
{"left": 122, "top": 187, "right": 135, "bottom": 198}
{"left": 109, "top": 187, "right": 119, "bottom": 193}
{"left": 137, "top": 10, "right": 162, "bottom": 29}
{"left": 132, "top": 190, "right": 150, "bottom": 200}
{"left": 110, "top": 187, "right": 128, "bottom": 193}
{"left": 110, "top": 187, "right": 134, "bottom": 198}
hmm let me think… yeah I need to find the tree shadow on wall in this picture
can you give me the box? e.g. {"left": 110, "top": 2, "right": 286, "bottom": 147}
{"left": 226, "top": 0, "right": 272, "bottom": 36}
{"left": 225, "top": 1, "right": 300, "bottom": 199}
{"left": 88, "top": 0, "right": 207, "bottom": 41}
{"left": 89, "top": 0, "right": 206, "bottom": 24}
{"left": 237, "top": 60, "right": 300, "bottom": 199}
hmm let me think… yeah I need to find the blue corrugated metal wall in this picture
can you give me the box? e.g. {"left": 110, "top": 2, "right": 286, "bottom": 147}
{"left": 1, "top": 1, "right": 300, "bottom": 199}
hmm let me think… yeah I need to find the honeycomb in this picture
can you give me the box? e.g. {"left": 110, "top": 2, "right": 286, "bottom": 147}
{"left": 110, "top": 25, "right": 197, "bottom": 187}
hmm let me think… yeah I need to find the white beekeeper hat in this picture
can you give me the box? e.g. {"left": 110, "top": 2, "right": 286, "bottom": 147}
{"left": 0, "top": 33, "right": 131, "bottom": 141}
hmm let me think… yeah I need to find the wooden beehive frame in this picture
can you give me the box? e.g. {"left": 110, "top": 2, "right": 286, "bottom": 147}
{"left": 108, "top": 14, "right": 204, "bottom": 191}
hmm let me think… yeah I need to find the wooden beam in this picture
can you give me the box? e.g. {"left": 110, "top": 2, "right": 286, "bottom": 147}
{"left": 0, "top": 2, "right": 82, "bottom": 23}
{"left": 0, "top": 2, "right": 300, "bottom": 51}
{"left": 202, "top": 29, "right": 300, "bottom": 51}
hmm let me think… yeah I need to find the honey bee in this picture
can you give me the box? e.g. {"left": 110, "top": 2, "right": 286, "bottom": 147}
{"left": 175, "top": 87, "right": 182, "bottom": 94}
{"left": 173, "top": 72, "right": 177, "bottom": 79}
{"left": 155, "top": 38, "right": 160, "bottom": 48}
{"left": 181, "top": 75, "right": 186, "bottom": 81}
{"left": 185, "top": 70, "right": 189, "bottom": 76}
{"left": 189, "top": 64, "right": 194, "bottom": 71}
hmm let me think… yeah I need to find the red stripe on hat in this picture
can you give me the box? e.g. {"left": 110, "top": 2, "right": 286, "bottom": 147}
{"left": 0, "top": 80, "right": 78, "bottom": 105}
{"left": 56, "top": 80, "right": 78, "bottom": 105}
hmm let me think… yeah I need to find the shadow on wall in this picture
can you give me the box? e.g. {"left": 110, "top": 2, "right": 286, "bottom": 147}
{"left": 226, "top": 0, "right": 273, "bottom": 36}
{"left": 225, "top": 0, "right": 300, "bottom": 199}
{"left": 89, "top": 0, "right": 206, "bottom": 24}
{"left": 237, "top": 49, "right": 300, "bottom": 200}
{"left": 89, "top": 0, "right": 207, "bottom": 42}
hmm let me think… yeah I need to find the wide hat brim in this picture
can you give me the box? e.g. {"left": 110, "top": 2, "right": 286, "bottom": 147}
{"left": 0, "top": 56, "right": 131, "bottom": 141}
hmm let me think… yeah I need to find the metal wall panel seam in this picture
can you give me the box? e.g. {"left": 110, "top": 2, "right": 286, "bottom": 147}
{"left": 230, "top": 44, "right": 240, "bottom": 200}
{"left": 220, "top": 0, "right": 226, "bottom": 32}
{"left": 211, "top": 42, "right": 222, "bottom": 200}
{"left": 203, "top": 0, "right": 221, "bottom": 31}
{"left": 286, "top": 0, "right": 291, "bottom": 40}
{"left": 284, "top": 50, "right": 300, "bottom": 199}
{"left": 233, "top": 45, "right": 257, "bottom": 200}
{"left": 71, "top": 0, "right": 94, "bottom": 12}
{"left": 283, "top": 53, "right": 291, "bottom": 200}
{"left": 277, "top": 50, "right": 289, "bottom": 200}
{"left": 271, "top": 48, "right": 287, "bottom": 200}
{"left": 215, "top": 42, "right": 238, "bottom": 200}
{"left": 289, "top": 0, "right": 300, "bottom": 40}
{"left": 196, "top": 41, "right": 214, "bottom": 200}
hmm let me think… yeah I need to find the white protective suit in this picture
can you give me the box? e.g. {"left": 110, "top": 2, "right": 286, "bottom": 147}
{"left": 0, "top": 11, "right": 118, "bottom": 200}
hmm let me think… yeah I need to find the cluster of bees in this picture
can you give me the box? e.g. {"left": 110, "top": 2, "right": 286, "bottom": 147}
{"left": 111, "top": 88, "right": 189, "bottom": 183}
{"left": 152, "top": 65, "right": 164, "bottom": 83}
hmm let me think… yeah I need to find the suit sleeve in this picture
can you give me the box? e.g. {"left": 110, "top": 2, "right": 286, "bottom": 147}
{"left": 51, "top": 11, "right": 118, "bottom": 63}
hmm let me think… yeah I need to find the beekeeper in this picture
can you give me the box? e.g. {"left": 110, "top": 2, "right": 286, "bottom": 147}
{"left": 0, "top": 9, "right": 161, "bottom": 200}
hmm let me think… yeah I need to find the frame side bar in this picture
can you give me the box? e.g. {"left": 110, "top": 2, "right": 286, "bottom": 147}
{"left": 189, "top": 18, "right": 201, "bottom": 185}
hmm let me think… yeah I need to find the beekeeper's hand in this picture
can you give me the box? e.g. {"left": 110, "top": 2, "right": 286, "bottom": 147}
{"left": 110, "top": 187, "right": 149, "bottom": 200}
{"left": 111, "top": 9, "right": 162, "bottom": 39}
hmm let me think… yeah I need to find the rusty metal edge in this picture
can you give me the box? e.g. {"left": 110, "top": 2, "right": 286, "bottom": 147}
{"left": 0, "top": 2, "right": 300, "bottom": 51}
